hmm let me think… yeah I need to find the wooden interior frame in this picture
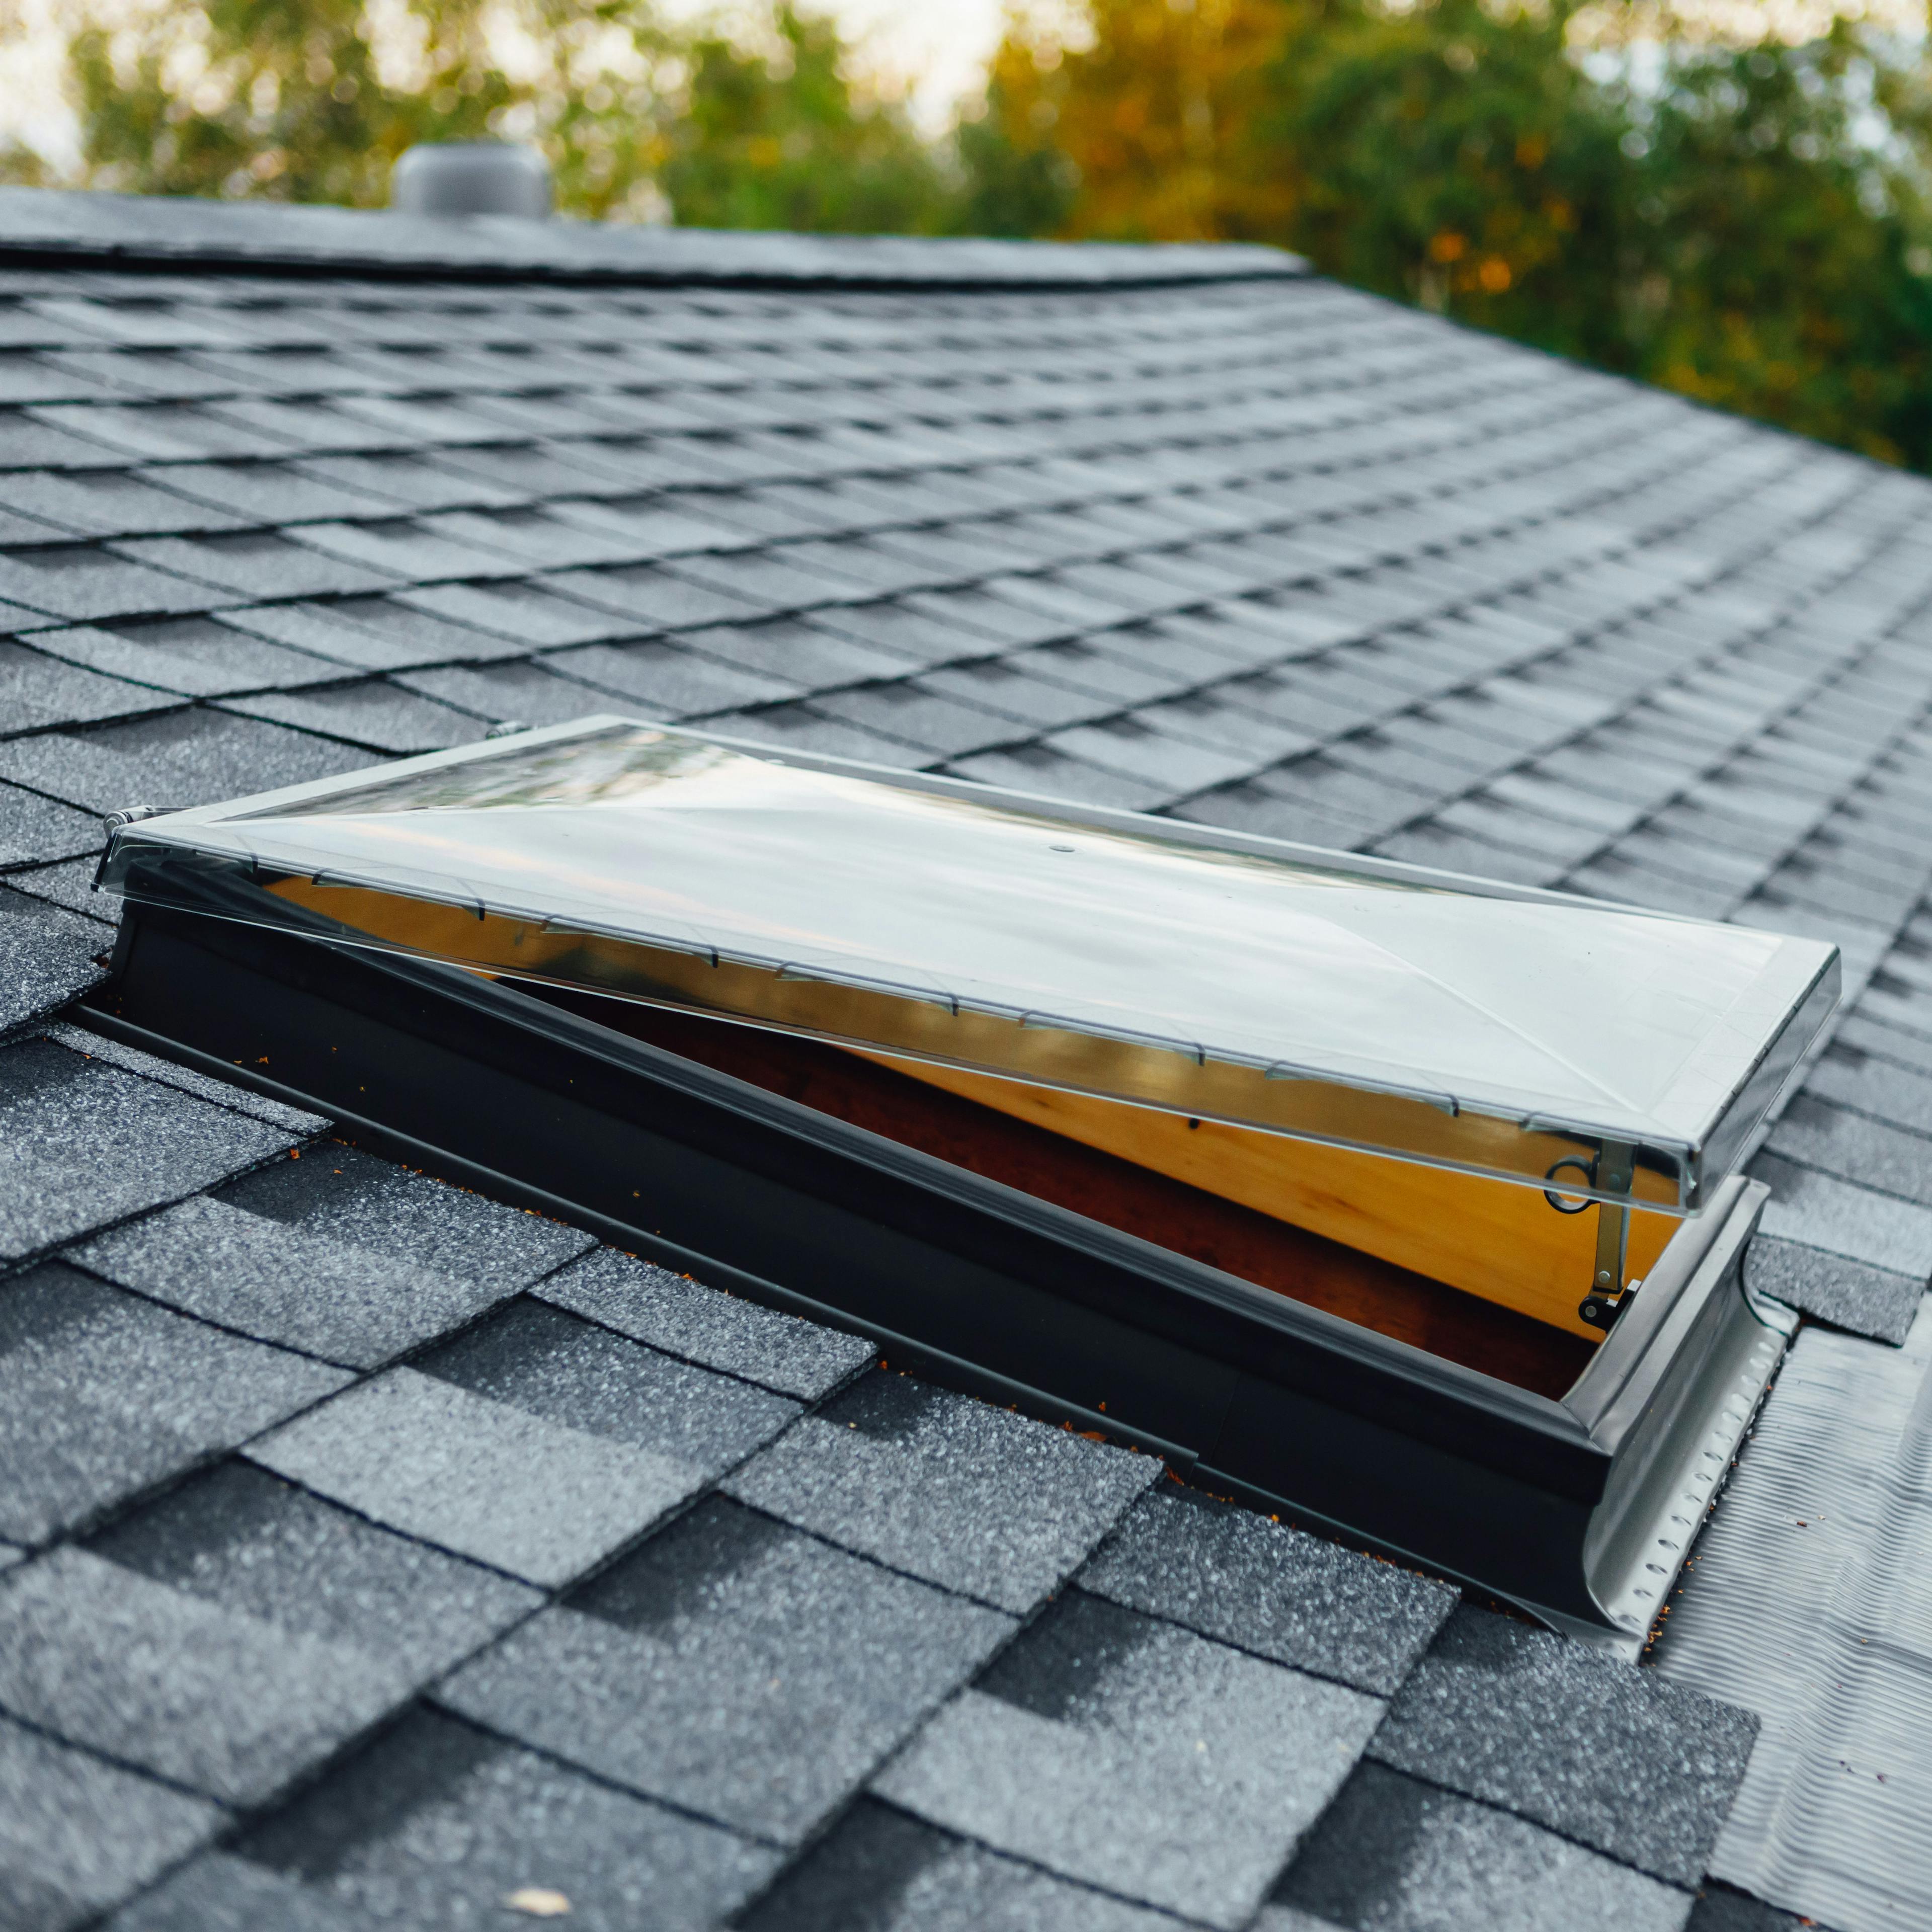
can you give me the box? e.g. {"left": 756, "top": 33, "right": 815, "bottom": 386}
{"left": 547, "top": 994, "right": 1599, "bottom": 1401}
{"left": 860, "top": 1055, "right": 1679, "bottom": 1343}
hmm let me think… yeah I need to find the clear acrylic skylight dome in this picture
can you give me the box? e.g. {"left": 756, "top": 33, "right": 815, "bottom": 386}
{"left": 100, "top": 716, "right": 1841, "bottom": 1214}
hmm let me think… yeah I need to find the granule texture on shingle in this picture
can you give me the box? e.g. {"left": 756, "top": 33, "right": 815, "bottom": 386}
{"left": 45, "top": 1022, "right": 327, "bottom": 1133}
{"left": 0, "top": 1261, "right": 349, "bottom": 1545}
{"left": 1367, "top": 1604, "right": 1757, "bottom": 1888}
{"left": 1742, "top": 1232, "right": 1923, "bottom": 1347}
{"left": 438, "top": 1496, "right": 1013, "bottom": 1845}
{"left": 217, "top": 1144, "right": 592, "bottom": 1301}
{"left": 246, "top": 1364, "right": 704, "bottom": 1587}
{"left": 107, "top": 1853, "right": 365, "bottom": 1932}
{"left": 0, "top": 636, "right": 177, "bottom": 732}
{"left": 873, "top": 1588, "right": 1382, "bottom": 1930}
{"left": 1751, "top": 1153, "right": 1932, "bottom": 1285}
{"left": 90, "top": 1461, "right": 538, "bottom": 1681}
{"left": 73, "top": 1191, "right": 533, "bottom": 1369}
{"left": 738, "top": 1798, "right": 1181, "bottom": 1932}
{"left": 216, "top": 680, "right": 485, "bottom": 755}
{"left": 218, "top": 1706, "right": 780, "bottom": 1931}
{"left": 0, "top": 888, "right": 105, "bottom": 1032}
{"left": 0, "top": 705, "right": 368, "bottom": 814}
{"left": 1262, "top": 1762, "right": 1694, "bottom": 1932}
{"left": 0, "top": 1037, "right": 295, "bottom": 1265}
{"left": 0, "top": 1711, "right": 222, "bottom": 1932}
{"left": 1078, "top": 1485, "right": 1458, "bottom": 1695}
{"left": 417, "top": 1297, "right": 799, "bottom": 1469}
{"left": 0, "top": 779, "right": 98, "bottom": 869}
{"left": 1767, "top": 1096, "right": 1932, "bottom": 1210}
{"left": 0, "top": 1546, "right": 408, "bottom": 1805}
{"left": 536, "top": 1245, "right": 873, "bottom": 1399}
{"left": 724, "top": 1371, "right": 1159, "bottom": 1614}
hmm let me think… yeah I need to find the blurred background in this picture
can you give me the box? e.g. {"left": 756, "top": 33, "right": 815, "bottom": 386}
{"left": 3, "top": 0, "right": 1929, "bottom": 471}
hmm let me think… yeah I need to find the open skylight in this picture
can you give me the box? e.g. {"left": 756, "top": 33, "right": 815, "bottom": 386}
{"left": 93, "top": 716, "right": 1838, "bottom": 1641}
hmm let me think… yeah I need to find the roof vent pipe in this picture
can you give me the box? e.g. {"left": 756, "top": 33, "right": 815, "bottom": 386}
{"left": 391, "top": 142, "right": 552, "bottom": 219}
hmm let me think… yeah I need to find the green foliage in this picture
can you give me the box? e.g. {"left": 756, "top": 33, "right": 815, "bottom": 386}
{"left": 951, "top": 84, "right": 1079, "bottom": 240}
{"left": 658, "top": 6, "right": 946, "bottom": 232}
{"left": 1619, "top": 30, "right": 1932, "bottom": 463}
{"left": 1275, "top": 0, "right": 1631, "bottom": 369}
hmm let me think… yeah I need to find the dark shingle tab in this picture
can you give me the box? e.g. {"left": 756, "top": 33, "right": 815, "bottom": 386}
{"left": 535, "top": 1245, "right": 873, "bottom": 1400}
{"left": 725, "top": 1371, "right": 1159, "bottom": 1613}
{"left": 418, "top": 1298, "right": 798, "bottom": 1470}
{"left": 1741, "top": 1232, "right": 1922, "bottom": 1347}
{"left": 1750, "top": 1152, "right": 1932, "bottom": 1292}
{"left": 221, "top": 1706, "right": 779, "bottom": 1929}
{"left": 75, "top": 1188, "right": 546, "bottom": 1367}
{"left": 439, "top": 1495, "right": 1013, "bottom": 1845}
{"left": 216, "top": 1142, "right": 591, "bottom": 1307}
{"left": 739, "top": 1798, "right": 1178, "bottom": 1932}
{"left": 1265, "top": 1761, "right": 1694, "bottom": 1932}
{"left": 0, "top": 1711, "right": 222, "bottom": 1931}
{"left": 0, "top": 779, "right": 99, "bottom": 870}
{"left": 874, "top": 1587, "right": 1382, "bottom": 1929}
{"left": 44, "top": 1020, "right": 326, "bottom": 1133}
{"left": 0, "top": 888, "right": 106, "bottom": 1033}
{"left": 0, "top": 1261, "right": 347, "bottom": 1544}
{"left": 1078, "top": 1485, "right": 1458, "bottom": 1695}
{"left": 0, "top": 1543, "right": 413, "bottom": 1803}
{"left": 0, "top": 1036, "right": 297, "bottom": 1266}
{"left": 1367, "top": 1605, "right": 1757, "bottom": 1889}
{"left": 0, "top": 706, "right": 367, "bottom": 813}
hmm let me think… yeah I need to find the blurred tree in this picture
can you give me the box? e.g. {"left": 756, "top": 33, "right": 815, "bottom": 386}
{"left": 960, "top": 0, "right": 1301, "bottom": 241}
{"left": 657, "top": 5, "right": 947, "bottom": 231}
{"left": 6, "top": 0, "right": 672, "bottom": 216}
{"left": 969, "top": 0, "right": 1932, "bottom": 467}
{"left": 1275, "top": 0, "right": 1630, "bottom": 368}
{"left": 1619, "top": 28, "right": 1932, "bottom": 464}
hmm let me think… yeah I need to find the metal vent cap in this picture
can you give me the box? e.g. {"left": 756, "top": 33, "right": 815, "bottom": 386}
{"left": 391, "top": 142, "right": 551, "bottom": 219}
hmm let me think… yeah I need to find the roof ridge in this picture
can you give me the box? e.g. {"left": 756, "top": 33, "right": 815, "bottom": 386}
{"left": 0, "top": 187, "right": 1304, "bottom": 292}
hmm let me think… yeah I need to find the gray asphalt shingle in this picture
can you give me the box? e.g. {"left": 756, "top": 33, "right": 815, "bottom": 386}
{"left": 1078, "top": 1485, "right": 1459, "bottom": 1695}
{"left": 0, "top": 1036, "right": 297, "bottom": 1266}
{"left": 740, "top": 1799, "right": 1178, "bottom": 1932}
{"left": 726, "top": 1371, "right": 1159, "bottom": 1613}
{"left": 1367, "top": 1606, "right": 1758, "bottom": 1889}
{"left": 535, "top": 1246, "right": 873, "bottom": 1400}
{"left": 246, "top": 1362, "right": 709, "bottom": 1587}
{"left": 0, "top": 1262, "right": 347, "bottom": 1545}
{"left": 439, "top": 1496, "right": 1014, "bottom": 1844}
{"left": 0, "top": 1713, "right": 221, "bottom": 1931}
{"left": 0, "top": 890, "right": 105, "bottom": 1030}
{"left": 875, "top": 1588, "right": 1382, "bottom": 1928}
{"left": 220, "top": 1707, "right": 779, "bottom": 1930}
{"left": 1265, "top": 1762, "right": 1694, "bottom": 1932}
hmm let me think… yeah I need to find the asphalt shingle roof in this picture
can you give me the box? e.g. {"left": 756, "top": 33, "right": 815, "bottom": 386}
{"left": 0, "top": 190, "right": 1927, "bottom": 1932}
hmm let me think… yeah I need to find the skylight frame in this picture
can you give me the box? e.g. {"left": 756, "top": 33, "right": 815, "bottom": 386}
{"left": 87, "top": 719, "right": 1825, "bottom": 1644}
